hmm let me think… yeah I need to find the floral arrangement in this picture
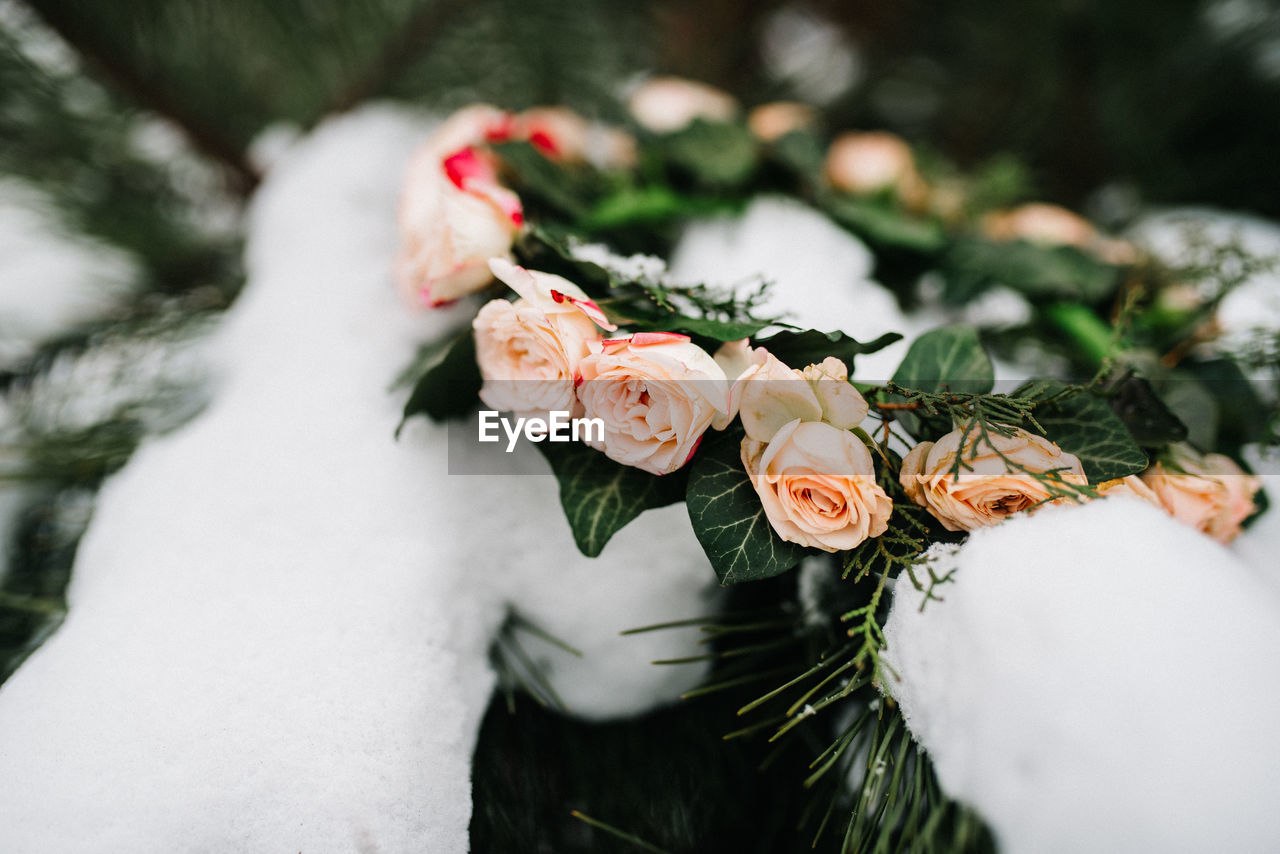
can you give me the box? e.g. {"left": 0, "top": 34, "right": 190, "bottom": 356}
{"left": 395, "top": 78, "right": 1273, "bottom": 849}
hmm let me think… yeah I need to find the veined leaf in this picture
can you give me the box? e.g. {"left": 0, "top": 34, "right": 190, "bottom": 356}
{"left": 755, "top": 328, "right": 903, "bottom": 374}
{"left": 685, "top": 428, "right": 808, "bottom": 585}
{"left": 892, "top": 325, "right": 993, "bottom": 395}
{"left": 661, "top": 119, "right": 759, "bottom": 187}
{"left": 399, "top": 328, "right": 482, "bottom": 428}
{"left": 1029, "top": 383, "right": 1148, "bottom": 482}
{"left": 538, "top": 442, "right": 687, "bottom": 558}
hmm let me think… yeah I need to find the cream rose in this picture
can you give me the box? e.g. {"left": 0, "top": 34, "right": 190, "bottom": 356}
{"left": 396, "top": 108, "right": 524, "bottom": 308}
{"left": 473, "top": 260, "right": 614, "bottom": 416}
{"left": 732, "top": 351, "right": 868, "bottom": 442}
{"left": 742, "top": 419, "right": 892, "bottom": 552}
{"left": 576, "top": 332, "right": 729, "bottom": 475}
{"left": 900, "top": 425, "right": 1087, "bottom": 531}
{"left": 627, "top": 76, "right": 739, "bottom": 134}
{"left": 824, "top": 131, "right": 927, "bottom": 208}
{"left": 980, "top": 203, "right": 1097, "bottom": 248}
{"left": 1140, "top": 444, "right": 1262, "bottom": 544}
{"left": 747, "top": 101, "right": 817, "bottom": 142}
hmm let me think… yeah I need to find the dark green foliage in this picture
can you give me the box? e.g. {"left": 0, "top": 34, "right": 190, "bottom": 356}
{"left": 889, "top": 325, "right": 993, "bottom": 438}
{"left": 399, "top": 328, "right": 483, "bottom": 425}
{"left": 756, "top": 328, "right": 904, "bottom": 376}
{"left": 537, "top": 442, "right": 688, "bottom": 558}
{"left": 943, "top": 239, "right": 1118, "bottom": 305}
{"left": 1024, "top": 383, "right": 1148, "bottom": 482}
{"left": 685, "top": 426, "right": 808, "bottom": 585}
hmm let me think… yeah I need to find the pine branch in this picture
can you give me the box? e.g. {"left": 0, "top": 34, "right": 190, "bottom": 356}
{"left": 325, "top": 0, "right": 475, "bottom": 116}
{"left": 18, "top": 0, "right": 260, "bottom": 196}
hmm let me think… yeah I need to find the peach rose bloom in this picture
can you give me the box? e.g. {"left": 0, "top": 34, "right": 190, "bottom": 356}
{"left": 742, "top": 419, "right": 892, "bottom": 552}
{"left": 1140, "top": 445, "right": 1262, "bottom": 544}
{"left": 748, "top": 101, "right": 817, "bottom": 142}
{"left": 576, "top": 332, "right": 729, "bottom": 475}
{"left": 824, "top": 131, "right": 927, "bottom": 208}
{"left": 627, "top": 76, "right": 739, "bottom": 134}
{"left": 473, "top": 260, "right": 614, "bottom": 416}
{"left": 1096, "top": 475, "right": 1163, "bottom": 507}
{"left": 980, "top": 203, "right": 1097, "bottom": 248}
{"left": 396, "top": 107, "right": 524, "bottom": 307}
{"left": 900, "top": 425, "right": 1087, "bottom": 531}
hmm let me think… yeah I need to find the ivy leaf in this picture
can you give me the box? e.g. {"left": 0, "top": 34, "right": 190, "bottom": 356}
{"left": 944, "top": 238, "right": 1118, "bottom": 304}
{"left": 399, "top": 329, "right": 482, "bottom": 428}
{"left": 1108, "top": 375, "right": 1188, "bottom": 446}
{"left": 768, "top": 129, "right": 825, "bottom": 177}
{"left": 538, "top": 442, "right": 688, "bottom": 558}
{"left": 754, "top": 328, "right": 904, "bottom": 374}
{"left": 1029, "top": 383, "right": 1148, "bottom": 482}
{"left": 493, "top": 141, "right": 592, "bottom": 219}
{"left": 661, "top": 119, "right": 759, "bottom": 187}
{"left": 891, "top": 325, "right": 993, "bottom": 395}
{"left": 686, "top": 427, "right": 808, "bottom": 585}
{"left": 890, "top": 325, "right": 993, "bottom": 439}
{"left": 824, "top": 195, "right": 947, "bottom": 253}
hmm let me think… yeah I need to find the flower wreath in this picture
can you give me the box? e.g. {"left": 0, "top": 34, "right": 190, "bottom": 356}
{"left": 394, "top": 78, "right": 1273, "bottom": 848}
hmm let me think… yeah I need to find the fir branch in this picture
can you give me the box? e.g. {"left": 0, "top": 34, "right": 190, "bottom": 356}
{"left": 325, "top": 0, "right": 476, "bottom": 115}
{"left": 20, "top": 0, "right": 259, "bottom": 196}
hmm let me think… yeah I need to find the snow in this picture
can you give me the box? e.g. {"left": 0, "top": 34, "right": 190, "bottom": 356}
{"left": 1128, "top": 207, "right": 1280, "bottom": 359}
{"left": 669, "top": 195, "right": 920, "bottom": 381}
{"left": 883, "top": 498, "right": 1280, "bottom": 854}
{"left": 0, "top": 106, "right": 715, "bottom": 853}
{"left": 0, "top": 180, "right": 135, "bottom": 369}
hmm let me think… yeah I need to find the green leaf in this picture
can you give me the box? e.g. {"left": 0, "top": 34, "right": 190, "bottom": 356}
{"left": 1029, "top": 383, "right": 1148, "bottom": 482}
{"left": 607, "top": 301, "right": 770, "bottom": 341}
{"left": 1108, "top": 375, "right": 1188, "bottom": 446}
{"left": 768, "top": 129, "right": 825, "bottom": 177}
{"left": 685, "top": 428, "right": 808, "bottom": 585}
{"left": 537, "top": 442, "right": 688, "bottom": 558}
{"left": 661, "top": 119, "right": 759, "bottom": 187}
{"left": 754, "top": 328, "right": 904, "bottom": 374}
{"left": 891, "top": 325, "right": 993, "bottom": 395}
{"left": 493, "top": 141, "right": 593, "bottom": 219}
{"left": 399, "top": 329, "right": 482, "bottom": 428}
{"left": 944, "top": 238, "right": 1118, "bottom": 304}
{"left": 823, "top": 195, "right": 947, "bottom": 253}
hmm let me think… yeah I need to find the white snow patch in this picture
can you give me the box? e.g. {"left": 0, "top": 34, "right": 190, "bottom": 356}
{"left": 0, "top": 180, "right": 135, "bottom": 368}
{"left": 1128, "top": 208, "right": 1280, "bottom": 359}
{"left": 0, "top": 106, "right": 716, "bottom": 853}
{"left": 884, "top": 498, "right": 1280, "bottom": 853}
{"left": 669, "top": 196, "right": 920, "bottom": 381}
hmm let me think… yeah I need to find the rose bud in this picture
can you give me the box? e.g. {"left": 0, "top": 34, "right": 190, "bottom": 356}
{"left": 900, "top": 425, "right": 1087, "bottom": 531}
{"left": 748, "top": 101, "right": 818, "bottom": 142}
{"left": 627, "top": 76, "right": 739, "bottom": 134}
{"left": 824, "top": 131, "right": 928, "bottom": 209}
{"left": 741, "top": 419, "right": 892, "bottom": 552}
{"left": 576, "top": 332, "right": 730, "bottom": 475}
{"left": 733, "top": 350, "right": 868, "bottom": 443}
{"left": 473, "top": 260, "right": 614, "bottom": 417}
{"left": 1140, "top": 444, "right": 1262, "bottom": 544}
{"left": 395, "top": 105, "right": 527, "bottom": 308}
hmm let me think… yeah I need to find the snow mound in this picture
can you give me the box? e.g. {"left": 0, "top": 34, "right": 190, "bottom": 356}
{"left": 0, "top": 106, "right": 715, "bottom": 853}
{"left": 0, "top": 180, "right": 135, "bottom": 368}
{"left": 669, "top": 195, "right": 915, "bottom": 381}
{"left": 884, "top": 497, "right": 1280, "bottom": 853}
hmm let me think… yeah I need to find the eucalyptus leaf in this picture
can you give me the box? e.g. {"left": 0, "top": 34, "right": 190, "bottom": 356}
{"left": 398, "top": 329, "right": 482, "bottom": 428}
{"left": 538, "top": 442, "right": 687, "bottom": 558}
{"left": 685, "top": 428, "right": 808, "bottom": 585}
{"left": 1029, "top": 383, "right": 1148, "bottom": 482}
